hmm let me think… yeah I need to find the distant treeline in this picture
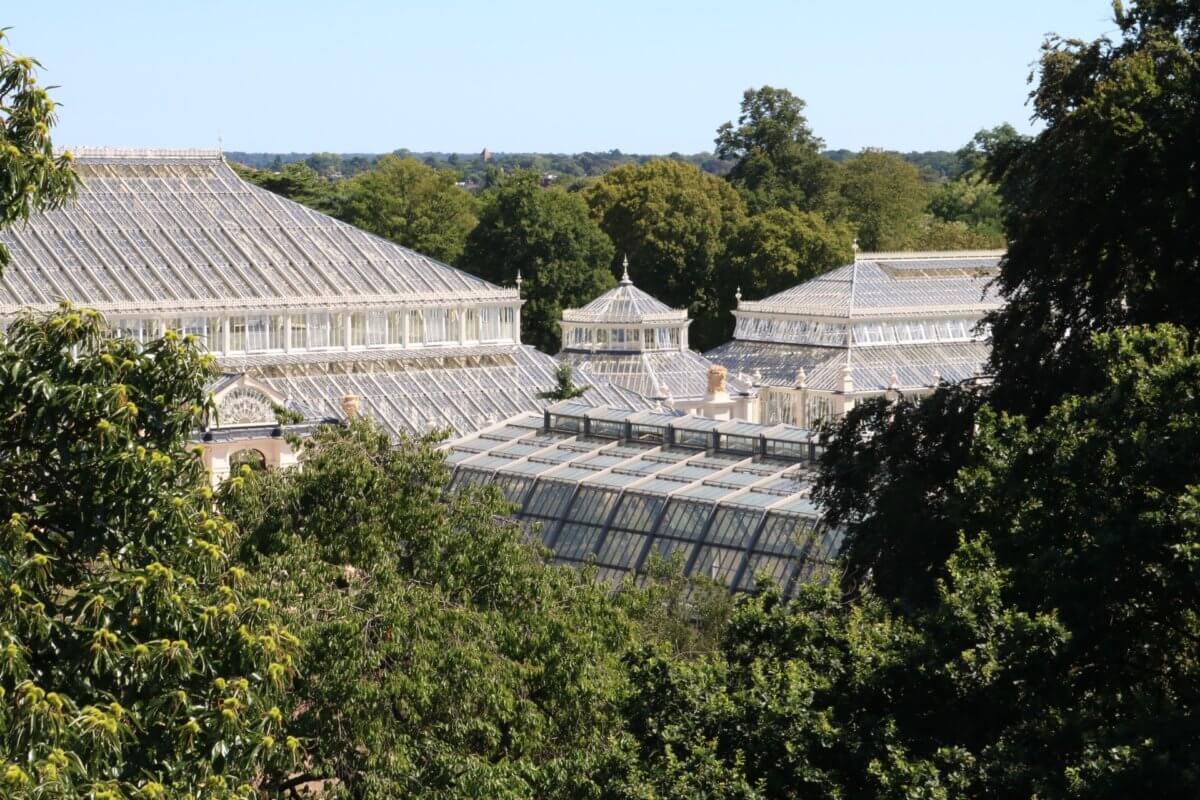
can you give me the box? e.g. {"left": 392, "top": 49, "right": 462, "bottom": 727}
{"left": 226, "top": 147, "right": 966, "bottom": 184}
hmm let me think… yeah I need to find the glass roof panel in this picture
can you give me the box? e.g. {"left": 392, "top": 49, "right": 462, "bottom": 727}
{"left": 550, "top": 523, "right": 604, "bottom": 561}
{"left": 658, "top": 499, "right": 716, "bottom": 540}
{"left": 595, "top": 530, "right": 650, "bottom": 570}
{"left": 524, "top": 479, "right": 578, "bottom": 519}
{"left": 705, "top": 507, "right": 764, "bottom": 548}
{"left": 609, "top": 493, "right": 666, "bottom": 533}
{"left": 690, "top": 545, "right": 747, "bottom": 589}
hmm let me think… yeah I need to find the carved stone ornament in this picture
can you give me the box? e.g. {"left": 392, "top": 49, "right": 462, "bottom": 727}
{"left": 706, "top": 365, "right": 728, "bottom": 395}
{"left": 217, "top": 387, "right": 276, "bottom": 426}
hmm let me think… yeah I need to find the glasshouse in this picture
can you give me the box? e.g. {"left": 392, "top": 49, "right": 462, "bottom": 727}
{"left": 445, "top": 401, "right": 842, "bottom": 594}
{"left": 557, "top": 259, "right": 757, "bottom": 420}
{"left": 0, "top": 148, "right": 651, "bottom": 448}
{"left": 705, "top": 251, "right": 1004, "bottom": 426}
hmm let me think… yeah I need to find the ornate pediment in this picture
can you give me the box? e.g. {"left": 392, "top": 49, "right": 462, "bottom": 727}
{"left": 213, "top": 374, "right": 289, "bottom": 427}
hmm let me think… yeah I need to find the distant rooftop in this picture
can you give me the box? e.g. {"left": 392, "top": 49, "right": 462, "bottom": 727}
{"left": 737, "top": 251, "right": 1004, "bottom": 320}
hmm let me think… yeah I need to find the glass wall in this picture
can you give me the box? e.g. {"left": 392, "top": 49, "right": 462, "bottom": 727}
{"left": 102, "top": 302, "right": 513, "bottom": 355}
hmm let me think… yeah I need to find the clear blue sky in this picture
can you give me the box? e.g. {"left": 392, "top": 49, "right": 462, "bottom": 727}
{"left": 6, "top": 0, "right": 1117, "bottom": 155}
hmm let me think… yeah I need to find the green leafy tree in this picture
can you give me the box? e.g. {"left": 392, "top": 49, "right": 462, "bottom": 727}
{"left": 219, "top": 419, "right": 635, "bottom": 799}
{"left": 983, "top": 2, "right": 1200, "bottom": 417}
{"left": 714, "top": 86, "right": 839, "bottom": 214}
{"left": 837, "top": 150, "right": 930, "bottom": 251}
{"left": 814, "top": 385, "right": 986, "bottom": 609}
{"left": 936, "top": 325, "right": 1200, "bottom": 796}
{"left": 339, "top": 155, "right": 478, "bottom": 264}
{"left": 613, "top": 580, "right": 970, "bottom": 800}
{"left": 232, "top": 161, "right": 336, "bottom": 213}
{"left": 583, "top": 160, "right": 747, "bottom": 350}
{"left": 538, "top": 362, "right": 590, "bottom": 400}
{"left": 954, "top": 123, "right": 1023, "bottom": 176}
{"left": 0, "top": 30, "right": 76, "bottom": 270}
{"left": 460, "top": 171, "right": 614, "bottom": 352}
{"left": 304, "top": 152, "right": 343, "bottom": 177}
{"left": 927, "top": 176, "right": 1004, "bottom": 239}
{"left": 0, "top": 308, "right": 299, "bottom": 799}
{"left": 726, "top": 207, "right": 854, "bottom": 301}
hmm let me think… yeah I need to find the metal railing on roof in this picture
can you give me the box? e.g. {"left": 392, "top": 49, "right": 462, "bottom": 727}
{"left": 542, "top": 402, "right": 821, "bottom": 463}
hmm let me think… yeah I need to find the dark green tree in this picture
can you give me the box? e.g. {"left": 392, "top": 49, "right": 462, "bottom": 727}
{"left": 983, "top": 3, "right": 1200, "bottom": 416}
{"left": 232, "top": 161, "right": 336, "bottom": 213}
{"left": 727, "top": 207, "right": 854, "bottom": 300}
{"left": 954, "top": 123, "right": 1023, "bottom": 176}
{"left": 339, "top": 155, "right": 478, "bottom": 265}
{"left": 714, "top": 86, "right": 839, "bottom": 214}
{"left": 583, "top": 160, "right": 746, "bottom": 350}
{"left": 940, "top": 325, "right": 1200, "bottom": 797}
{"left": 460, "top": 170, "right": 615, "bottom": 353}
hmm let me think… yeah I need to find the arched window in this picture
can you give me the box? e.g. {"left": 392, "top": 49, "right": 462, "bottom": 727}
{"left": 229, "top": 448, "right": 267, "bottom": 472}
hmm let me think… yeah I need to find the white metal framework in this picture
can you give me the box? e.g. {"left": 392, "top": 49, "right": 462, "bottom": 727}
{"left": 706, "top": 252, "right": 1003, "bottom": 426}
{"left": 0, "top": 149, "right": 653, "bottom": 436}
{"left": 558, "top": 262, "right": 753, "bottom": 404}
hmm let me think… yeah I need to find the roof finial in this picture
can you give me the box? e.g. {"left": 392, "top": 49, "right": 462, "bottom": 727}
{"left": 515, "top": 269, "right": 523, "bottom": 294}
{"left": 735, "top": 285, "right": 742, "bottom": 304}
{"left": 852, "top": 238, "right": 860, "bottom": 259}
{"left": 620, "top": 254, "right": 632, "bottom": 285}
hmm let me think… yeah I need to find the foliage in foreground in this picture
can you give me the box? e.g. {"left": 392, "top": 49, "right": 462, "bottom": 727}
{"left": 0, "top": 309, "right": 299, "bottom": 799}
{"left": 219, "top": 421, "right": 636, "bottom": 799}
{"left": 0, "top": 30, "right": 77, "bottom": 271}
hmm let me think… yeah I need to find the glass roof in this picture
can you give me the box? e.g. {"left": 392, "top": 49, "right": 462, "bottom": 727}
{"left": 735, "top": 253, "right": 1004, "bottom": 320}
{"left": 705, "top": 338, "right": 991, "bottom": 392}
{"left": 561, "top": 267, "right": 683, "bottom": 324}
{"left": 558, "top": 348, "right": 753, "bottom": 401}
{"left": 247, "top": 344, "right": 656, "bottom": 438}
{"left": 443, "top": 406, "right": 838, "bottom": 596}
{"left": 0, "top": 149, "right": 514, "bottom": 315}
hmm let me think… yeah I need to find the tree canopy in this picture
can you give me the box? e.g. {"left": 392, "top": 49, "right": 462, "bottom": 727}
{"left": 714, "top": 86, "right": 839, "bottom": 215}
{"left": 584, "top": 160, "right": 747, "bottom": 350}
{"left": 219, "top": 419, "right": 636, "bottom": 799}
{"left": 233, "top": 161, "right": 336, "bottom": 214}
{"left": 460, "top": 170, "right": 614, "bottom": 352}
{"left": 0, "top": 309, "right": 300, "bottom": 799}
{"left": 836, "top": 150, "right": 930, "bottom": 251}
{"left": 726, "top": 207, "right": 854, "bottom": 301}
{"left": 983, "top": 3, "right": 1200, "bottom": 416}
{"left": 338, "top": 155, "right": 479, "bottom": 265}
{"left": 0, "top": 30, "right": 76, "bottom": 270}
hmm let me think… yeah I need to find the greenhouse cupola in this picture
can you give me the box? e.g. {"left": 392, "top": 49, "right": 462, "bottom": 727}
{"left": 557, "top": 257, "right": 757, "bottom": 420}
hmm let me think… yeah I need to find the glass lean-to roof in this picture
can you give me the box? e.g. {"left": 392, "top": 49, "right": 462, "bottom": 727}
{"left": 443, "top": 403, "right": 838, "bottom": 595}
